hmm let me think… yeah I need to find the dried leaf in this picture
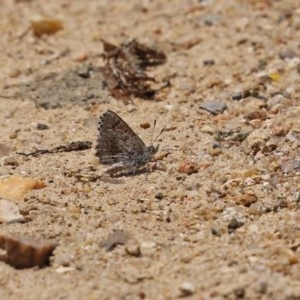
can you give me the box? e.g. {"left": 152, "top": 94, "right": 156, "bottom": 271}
{"left": 0, "top": 234, "right": 56, "bottom": 269}
{"left": 0, "top": 175, "right": 46, "bottom": 202}
{"left": 101, "top": 39, "right": 166, "bottom": 101}
{"left": 0, "top": 199, "right": 25, "bottom": 223}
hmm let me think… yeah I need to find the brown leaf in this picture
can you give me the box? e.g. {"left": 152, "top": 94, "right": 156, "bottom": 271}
{"left": 0, "top": 234, "right": 57, "bottom": 269}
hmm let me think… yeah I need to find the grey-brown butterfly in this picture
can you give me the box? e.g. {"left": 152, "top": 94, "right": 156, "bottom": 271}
{"left": 96, "top": 110, "right": 159, "bottom": 175}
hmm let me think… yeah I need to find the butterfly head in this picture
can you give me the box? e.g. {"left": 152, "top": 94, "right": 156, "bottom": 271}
{"left": 148, "top": 144, "right": 159, "bottom": 157}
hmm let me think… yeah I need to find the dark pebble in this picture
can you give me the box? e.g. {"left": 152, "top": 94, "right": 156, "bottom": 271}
{"left": 36, "top": 123, "right": 49, "bottom": 130}
{"left": 203, "top": 59, "right": 215, "bottom": 66}
{"left": 155, "top": 192, "right": 164, "bottom": 200}
{"left": 228, "top": 217, "right": 244, "bottom": 232}
{"left": 234, "top": 287, "right": 245, "bottom": 298}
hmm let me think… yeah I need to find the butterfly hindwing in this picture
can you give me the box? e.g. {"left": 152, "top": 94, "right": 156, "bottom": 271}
{"left": 96, "top": 110, "right": 151, "bottom": 166}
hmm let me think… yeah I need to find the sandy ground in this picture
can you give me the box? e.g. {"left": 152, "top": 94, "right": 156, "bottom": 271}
{"left": 1, "top": 0, "right": 300, "bottom": 299}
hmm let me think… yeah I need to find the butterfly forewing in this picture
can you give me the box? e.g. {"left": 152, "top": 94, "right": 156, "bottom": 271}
{"left": 96, "top": 110, "right": 155, "bottom": 168}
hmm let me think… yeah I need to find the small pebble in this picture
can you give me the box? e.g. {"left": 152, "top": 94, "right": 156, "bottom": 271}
{"left": 279, "top": 48, "right": 297, "bottom": 60}
{"left": 140, "top": 122, "right": 150, "bottom": 129}
{"left": 203, "top": 59, "right": 215, "bottom": 66}
{"left": 255, "top": 280, "right": 268, "bottom": 294}
{"left": 31, "top": 17, "right": 63, "bottom": 37}
{"left": 76, "top": 63, "right": 93, "bottom": 78}
{"left": 140, "top": 241, "right": 156, "bottom": 256}
{"left": 36, "top": 123, "right": 49, "bottom": 130}
{"left": 201, "top": 125, "right": 215, "bottom": 134}
{"left": 178, "top": 160, "right": 199, "bottom": 175}
{"left": 233, "top": 194, "right": 258, "bottom": 207}
{"left": 228, "top": 217, "right": 244, "bottom": 232}
{"left": 199, "top": 100, "right": 227, "bottom": 115}
{"left": 125, "top": 239, "right": 141, "bottom": 257}
{"left": 179, "top": 281, "right": 196, "bottom": 296}
{"left": 234, "top": 287, "right": 245, "bottom": 298}
{"left": 155, "top": 192, "right": 164, "bottom": 200}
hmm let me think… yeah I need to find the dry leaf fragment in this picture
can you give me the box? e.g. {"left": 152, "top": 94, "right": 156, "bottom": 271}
{"left": 0, "top": 234, "right": 57, "bottom": 269}
{"left": 100, "top": 39, "right": 166, "bottom": 101}
{"left": 0, "top": 175, "right": 46, "bottom": 202}
{"left": 0, "top": 199, "right": 25, "bottom": 223}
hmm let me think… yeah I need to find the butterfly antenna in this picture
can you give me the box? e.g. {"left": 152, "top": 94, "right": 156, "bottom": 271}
{"left": 153, "top": 123, "right": 165, "bottom": 145}
{"left": 150, "top": 119, "right": 157, "bottom": 146}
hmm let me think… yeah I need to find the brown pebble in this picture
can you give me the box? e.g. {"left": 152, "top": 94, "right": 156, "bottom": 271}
{"left": 178, "top": 160, "right": 199, "bottom": 175}
{"left": 31, "top": 17, "right": 63, "bottom": 37}
{"left": 233, "top": 194, "right": 258, "bottom": 207}
{"left": 244, "top": 110, "right": 267, "bottom": 122}
{"left": 0, "top": 234, "right": 56, "bottom": 269}
{"left": 140, "top": 122, "right": 150, "bottom": 129}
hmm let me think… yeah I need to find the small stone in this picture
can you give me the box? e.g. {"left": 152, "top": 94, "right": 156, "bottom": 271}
{"left": 234, "top": 287, "right": 245, "bottom": 298}
{"left": 203, "top": 59, "right": 215, "bottom": 66}
{"left": 244, "top": 110, "right": 267, "bottom": 122}
{"left": 255, "top": 280, "right": 268, "bottom": 294}
{"left": 228, "top": 217, "right": 244, "bottom": 233}
{"left": 125, "top": 239, "right": 141, "bottom": 256}
{"left": 178, "top": 160, "right": 199, "bottom": 175}
{"left": 201, "top": 125, "right": 215, "bottom": 134}
{"left": 36, "top": 123, "right": 49, "bottom": 130}
{"left": 76, "top": 63, "right": 93, "bottom": 78}
{"left": 233, "top": 194, "right": 258, "bottom": 207}
{"left": 279, "top": 48, "right": 297, "bottom": 60}
{"left": 140, "top": 241, "right": 156, "bottom": 256}
{"left": 155, "top": 192, "right": 164, "bottom": 200}
{"left": 248, "top": 119, "right": 262, "bottom": 129}
{"left": 56, "top": 266, "right": 76, "bottom": 274}
{"left": 140, "top": 122, "right": 150, "bottom": 129}
{"left": 31, "top": 16, "right": 63, "bottom": 37}
{"left": 200, "top": 100, "right": 227, "bottom": 115}
{"left": 179, "top": 281, "right": 196, "bottom": 296}
{"left": 232, "top": 90, "right": 251, "bottom": 101}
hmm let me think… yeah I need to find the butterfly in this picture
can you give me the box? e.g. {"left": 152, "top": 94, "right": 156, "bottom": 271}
{"left": 96, "top": 110, "right": 159, "bottom": 175}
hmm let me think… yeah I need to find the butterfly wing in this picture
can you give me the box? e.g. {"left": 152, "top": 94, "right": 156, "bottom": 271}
{"left": 96, "top": 110, "right": 148, "bottom": 165}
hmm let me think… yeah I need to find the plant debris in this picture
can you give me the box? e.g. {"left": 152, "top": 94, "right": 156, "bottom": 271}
{"left": 17, "top": 141, "right": 92, "bottom": 157}
{"left": 0, "top": 175, "right": 46, "bottom": 202}
{"left": 0, "top": 234, "right": 57, "bottom": 269}
{"left": 0, "top": 199, "right": 25, "bottom": 223}
{"left": 100, "top": 39, "right": 167, "bottom": 101}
